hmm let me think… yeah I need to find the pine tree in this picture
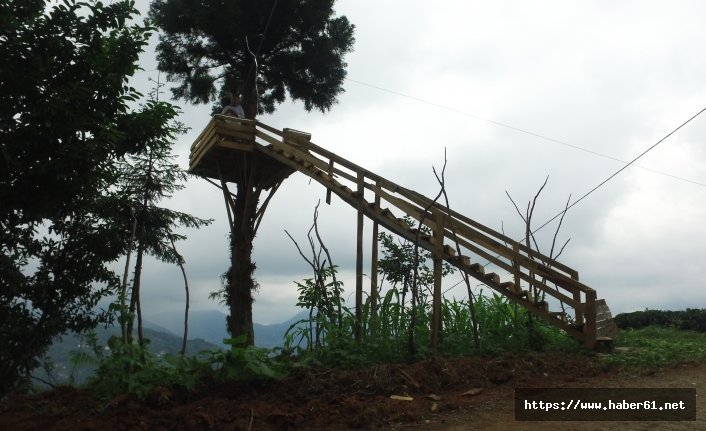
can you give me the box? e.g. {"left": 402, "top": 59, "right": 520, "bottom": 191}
{"left": 149, "top": 0, "right": 355, "bottom": 345}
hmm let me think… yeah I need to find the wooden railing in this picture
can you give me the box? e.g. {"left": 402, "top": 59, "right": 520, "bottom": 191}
{"left": 189, "top": 116, "right": 602, "bottom": 348}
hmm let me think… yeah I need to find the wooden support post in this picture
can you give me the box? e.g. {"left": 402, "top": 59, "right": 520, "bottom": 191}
{"left": 512, "top": 242, "right": 521, "bottom": 292}
{"left": 572, "top": 271, "right": 584, "bottom": 329}
{"left": 431, "top": 210, "right": 444, "bottom": 347}
{"left": 584, "top": 290, "right": 597, "bottom": 349}
{"left": 370, "top": 181, "right": 381, "bottom": 337}
{"left": 326, "top": 160, "right": 334, "bottom": 205}
{"left": 355, "top": 172, "right": 364, "bottom": 342}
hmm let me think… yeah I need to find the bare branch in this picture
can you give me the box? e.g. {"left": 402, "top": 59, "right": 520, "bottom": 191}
{"left": 505, "top": 191, "right": 528, "bottom": 223}
{"left": 526, "top": 175, "right": 549, "bottom": 249}
{"left": 549, "top": 193, "right": 572, "bottom": 259}
{"left": 432, "top": 149, "right": 480, "bottom": 350}
{"left": 254, "top": 180, "right": 283, "bottom": 233}
{"left": 554, "top": 238, "right": 571, "bottom": 261}
{"left": 284, "top": 229, "right": 316, "bottom": 272}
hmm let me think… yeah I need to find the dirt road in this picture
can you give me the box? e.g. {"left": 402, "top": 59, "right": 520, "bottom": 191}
{"left": 418, "top": 362, "right": 704, "bottom": 431}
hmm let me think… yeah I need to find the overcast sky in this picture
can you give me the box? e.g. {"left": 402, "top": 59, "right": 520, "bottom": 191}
{"left": 127, "top": 0, "right": 706, "bottom": 326}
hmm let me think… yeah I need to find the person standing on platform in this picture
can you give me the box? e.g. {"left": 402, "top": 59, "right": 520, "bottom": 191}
{"left": 221, "top": 92, "right": 245, "bottom": 118}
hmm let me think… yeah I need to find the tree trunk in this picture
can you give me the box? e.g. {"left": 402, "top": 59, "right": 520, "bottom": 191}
{"left": 240, "top": 78, "right": 258, "bottom": 120}
{"left": 128, "top": 241, "right": 145, "bottom": 345}
{"left": 127, "top": 148, "right": 153, "bottom": 345}
{"left": 227, "top": 179, "right": 260, "bottom": 346}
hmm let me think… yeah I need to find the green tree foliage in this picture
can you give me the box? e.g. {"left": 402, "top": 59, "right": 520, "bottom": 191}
{"left": 614, "top": 309, "right": 706, "bottom": 332}
{"left": 115, "top": 97, "right": 212, "bottom": 346}
{"left": 0, "top": 0, "right": 173, "bottom": 395}
{"left": 378, "top": 217, "right": 454, "bottom": 307}
{"left": 148, "top": 0, "right": 355, "bottom": 118}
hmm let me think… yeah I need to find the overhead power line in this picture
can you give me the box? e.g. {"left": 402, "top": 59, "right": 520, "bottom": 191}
{"left": 530, "top": 105, "right": 706, "bottom": 237}
{"left": 346, "top": 77, "right": 706, "bottom": 188}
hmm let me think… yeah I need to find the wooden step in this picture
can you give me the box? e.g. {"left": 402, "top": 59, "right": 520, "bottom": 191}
{"left": 500, "top": 281, "right": 515, "bottom": 290}
{"left": 549, "top": 311, "right": 567, "bottom": 322}
{"left": 484, "top": 272, "right": 500, "bottom": 284}
{"left": 443, "top": 245, "right": 456, "bottom": 257}
{"left": 408, "top": 227, "right": 431, "bottom": 242}
{"left": 457, "top": 255, "right": 471, "bottom": 266}
{"left": 535, "top": 301, "right": 549, "bottom": 311}
{"left": 468, "top": 263, "right": 485, "bottom": 275}
{"left": 512, "top": 290, "right": 529, "bottom": 298}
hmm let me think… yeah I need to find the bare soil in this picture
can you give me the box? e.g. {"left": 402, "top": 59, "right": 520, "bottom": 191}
{"left": 1, "top": 353, "right": 703, "bottom": 430}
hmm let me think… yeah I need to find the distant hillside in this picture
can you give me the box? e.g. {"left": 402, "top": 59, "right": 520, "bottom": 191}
{"left": 150, "top": 309, "right": 310, "bottom": 348}
{"left": 34, "top": 324, "right": 221, "bottom": 387}
{"left": 32, "top": 309, "right": 316, "bottom": 388}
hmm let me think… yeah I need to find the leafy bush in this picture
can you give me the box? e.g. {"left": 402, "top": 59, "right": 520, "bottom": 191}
{"left": 677, "top": 309, "right": 706, "bottom": 332}
{"left": 201, "top": 336, "right": 285, "bottom": 381}
{"left": 72, "top": 334, "right": 284, "bottom": 401}
{"left": 614, "top": 309, "right": 706, "bottom": 332}
{"left": 74, "top": 336, "right": 190, "bottom": 400}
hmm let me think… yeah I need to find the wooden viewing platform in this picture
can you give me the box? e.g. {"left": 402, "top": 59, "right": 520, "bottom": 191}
{"left": 190, "top": 115, "right": 618, "bottom": 349}
{"left": 189, "top": 116, "right": 307, "bottom": 189}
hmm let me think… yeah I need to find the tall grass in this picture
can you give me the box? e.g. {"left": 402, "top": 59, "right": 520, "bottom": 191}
{"left": 282, "top": 220, "right": 582, "bottom": 367}
{"left": 284, "top": 274, "right": 581, "bottom": 367}
{"left": 603, "top": 326, "right": 706, "bottom": 372}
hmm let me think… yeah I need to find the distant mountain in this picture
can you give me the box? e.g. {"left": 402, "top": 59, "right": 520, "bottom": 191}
{"left": 34, "top": 325, "right": 221, "bottom": 387}
{"left": 32, "top": 309, "right": 315, "bottom": 388}
{"left": 254, "top": 310, "right": 311, "bottom": 348}
{"left": 150, "top": 309, "right": 311, "bottom": 348}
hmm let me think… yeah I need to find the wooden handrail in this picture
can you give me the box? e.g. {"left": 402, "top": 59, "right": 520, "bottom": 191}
{"left": 249, "top": 122, "right": 591, "bottom": 293}
{"left": 190, "top": 118, "right": 603, "bottom": 347}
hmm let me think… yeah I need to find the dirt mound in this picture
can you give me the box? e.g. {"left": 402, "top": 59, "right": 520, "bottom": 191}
{"left": 0, "top": 353, "right": 633, "bottom": 430}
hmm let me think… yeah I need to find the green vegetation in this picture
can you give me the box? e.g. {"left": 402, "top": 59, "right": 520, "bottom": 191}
{"left": 69, "top": 334, "right": 282, "bottom": 401}
{"left": 283, "top": 286, "right": 582, "bottom": 368}
{"left": 613, "top": 308, "right": 706, "bottom": 332}
{"left": 281, "top": 221, "right": 583, "bottom": 368}
{"left": 603, "top": 326, "right": 706, "bottom": 372}
{"left": 0, "top": 0, "right": 211, "bottom": 396}
{"left": 599, "top": 309, "right": 706, "bottom": 373}
{"left": 1, "top": 0, "right": 161, "bottom": 396}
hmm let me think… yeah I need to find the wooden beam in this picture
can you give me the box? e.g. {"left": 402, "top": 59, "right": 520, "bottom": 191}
{"left": 326, "top": 160, "right": 334, "bottom": 205}
{"left": 583, "top": 290, "right": 597, "bottom": 349}
{"left": 370, "top": 181, "right": 381, "bottom": 337}
{"left": 431, "top": 210, "right": 444, "bottom": 347}
{"left": 355, "top": 172, "right": 364, "bottom": 342}
{"left": 217, "top": 139, "right": 254, "bottom": 152}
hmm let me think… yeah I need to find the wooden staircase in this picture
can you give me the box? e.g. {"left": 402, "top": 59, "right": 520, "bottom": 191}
{"left": 190, "top": 116, "right": 615, "bottom": 349}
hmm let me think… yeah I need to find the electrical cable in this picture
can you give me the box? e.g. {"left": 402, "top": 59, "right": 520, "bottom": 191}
{"left": 529, "top": 105, "right": 706, "bottom": 237}
{"left": 346, "top": 77, "right": 706, "bottom": 188}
